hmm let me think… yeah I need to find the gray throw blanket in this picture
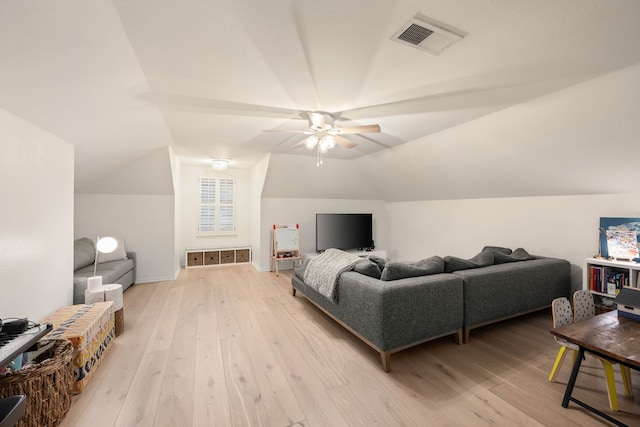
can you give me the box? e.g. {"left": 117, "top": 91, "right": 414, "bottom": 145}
{"left": 303, "top": 248, "right": 363, "bottom": 303}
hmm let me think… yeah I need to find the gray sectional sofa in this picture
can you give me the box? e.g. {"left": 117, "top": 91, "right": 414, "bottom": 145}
{"left": 73, "top": 237, "right": 136, "bottom": 304}
{"left": 291, "top": 247, "right": 570, "bottom": 371}
{"left": 455, "top": 257, "right": 570, "bottom": 342}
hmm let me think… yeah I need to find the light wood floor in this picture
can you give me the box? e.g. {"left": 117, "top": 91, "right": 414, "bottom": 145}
{"left": 60, "top": 265, "right": 640, "bottom": 426}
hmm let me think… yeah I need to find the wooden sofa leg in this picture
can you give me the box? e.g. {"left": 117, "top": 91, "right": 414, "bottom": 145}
{"left": 292, "top": 286, "right": 296, "bottom": 296}
{"left": 463, "top": 328, "right": 471, "bottom": 344}
{"left": 454, "top": 329, "right": 463, "bottom": 345}
{"left": 381, "top": 352, "right": 391, "bottom": 372}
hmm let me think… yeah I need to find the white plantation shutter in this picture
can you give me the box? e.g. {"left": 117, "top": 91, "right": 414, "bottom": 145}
{"left": 218, "top": 178, "right": 234, "bottom": 231}
{"left": 199, "top": 176, "right": 235, "bottom": 234}
{"left": 200, "top": 178, "right": 216, "bottom": 232}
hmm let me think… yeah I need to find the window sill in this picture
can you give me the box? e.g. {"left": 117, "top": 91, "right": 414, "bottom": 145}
{"left": 196, "top": 233, "right": 238, "bottom": 238}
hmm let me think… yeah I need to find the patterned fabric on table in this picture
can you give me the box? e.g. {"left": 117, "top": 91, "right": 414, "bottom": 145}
{"left": 40, "top": 302, "right": 115, "bottom": 393}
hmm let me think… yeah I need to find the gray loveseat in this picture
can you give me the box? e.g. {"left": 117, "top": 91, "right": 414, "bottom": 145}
{"left": 73, "top": 237, "right": 136, "bottom": 304}
{"left": 291, "top": 247, "right": 570, "bottom": 371}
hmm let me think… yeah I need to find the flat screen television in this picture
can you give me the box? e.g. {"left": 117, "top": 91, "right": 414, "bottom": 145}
{"left": 316, "top": 213, "right": 373, "bottom": 253}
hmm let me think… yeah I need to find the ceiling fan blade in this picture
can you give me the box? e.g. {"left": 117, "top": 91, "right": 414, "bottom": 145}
{"left": 339, "top": 80, "right": 571, "bottom": 120}
{"left": 334, "top": 135, "right": 357, "bottom": 149}
{"left": 263, "top": 129, "right": 309, "bottom": 133}
{"left": 141, "top": 92, "right": 304, "bottom": 119}
{"left": 331, "top": 124, "right": 381, "bottom": 134}
{"left": 292, "top": 135, "right": 317, "bottom": 149}
{"left": 307, "top": 111, "right": 325, "bottom": 128}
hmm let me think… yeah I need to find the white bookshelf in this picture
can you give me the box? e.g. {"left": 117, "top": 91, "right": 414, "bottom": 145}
{"left": 584, "top": 257, "right": 640, "bottom": 298}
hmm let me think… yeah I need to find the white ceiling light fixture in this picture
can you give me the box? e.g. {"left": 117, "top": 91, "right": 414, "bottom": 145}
{"left": 306, "top": 130, "right": 341, "bottom": 166}
{"left": 211, "top": 158, "right": 229, "bottom": 171}
{"left": 265, "top": 111, "right": 381, "bottom": 167}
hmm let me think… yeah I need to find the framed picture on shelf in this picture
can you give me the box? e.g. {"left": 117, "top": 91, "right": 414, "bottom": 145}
{"left": 599, "top": 217, "right": 640, "bottom": 262}
{"left": 606, "top": 229, "right": 639, "bottom": 260}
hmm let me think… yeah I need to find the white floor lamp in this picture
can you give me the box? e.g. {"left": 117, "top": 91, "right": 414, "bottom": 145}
{"left": 87, "top": 236, "right": 118, "bottom": 291}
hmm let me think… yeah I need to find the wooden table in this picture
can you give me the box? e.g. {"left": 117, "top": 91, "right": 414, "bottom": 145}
{"left": 550, "top": 310, "right": 640, "bottom": 426}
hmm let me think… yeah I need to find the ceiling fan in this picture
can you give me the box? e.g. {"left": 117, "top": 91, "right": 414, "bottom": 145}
{"left": 264, "top": 111, "right": 381, "bottom": 165}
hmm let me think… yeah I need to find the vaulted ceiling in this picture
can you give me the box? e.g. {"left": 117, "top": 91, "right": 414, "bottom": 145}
{"left": 2, "top": 0, "right": 640, "bottom": 194}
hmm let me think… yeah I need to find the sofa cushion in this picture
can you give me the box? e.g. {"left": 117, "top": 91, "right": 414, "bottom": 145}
{"left": 75, "top": 259, "right": 135, "bottom": 283}
{"left": 97, "top": 237, "right": 128, "bottom": 263}
{"left": 74, "top": 238, "right": 96, "bottom": 271}
{"left": 482, "top": 246, "right": 512, "bottom": 255}
{"left": 444, "top": 251, "right": 494, "bottom": 273}
{"left": 380, "top": 256, "right": 444, "bottom": 281}
{"left": 354, "top": 260, "right": 382, "bottom": 279}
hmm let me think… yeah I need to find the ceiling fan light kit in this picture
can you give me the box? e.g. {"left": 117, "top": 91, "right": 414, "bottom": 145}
{"left": 268, "top": 111, "right": 381, "bottom": 166}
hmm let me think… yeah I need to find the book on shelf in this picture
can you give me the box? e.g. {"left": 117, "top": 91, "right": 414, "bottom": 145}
{"left": 589, "top": 266, "right": 603, "bottom": 293}
{"left": 588, "top": 264, "right": 630, "bottom": 295}
{"left": 604, "top": 268, "right": 628, "bottom": 296}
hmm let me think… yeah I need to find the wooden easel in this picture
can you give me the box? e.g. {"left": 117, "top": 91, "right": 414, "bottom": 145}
{"left": 271, "top": 224, "right": 302, "bottom": 276}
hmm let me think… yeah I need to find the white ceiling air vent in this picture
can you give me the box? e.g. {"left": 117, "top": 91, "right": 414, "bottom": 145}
{"left": 392, "top": 17, "right": 464, "bottom": 55}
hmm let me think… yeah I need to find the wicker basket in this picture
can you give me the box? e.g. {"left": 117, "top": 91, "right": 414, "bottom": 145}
{"left": 0, "top": 339, "right": 74, "bottom": 427}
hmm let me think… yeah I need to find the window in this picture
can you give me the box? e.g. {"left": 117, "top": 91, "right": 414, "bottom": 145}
{"left": 199, "top": 176, "right": 235, "bottom": 235}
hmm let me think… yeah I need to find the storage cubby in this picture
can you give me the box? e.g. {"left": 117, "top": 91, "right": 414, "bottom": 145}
{"left": 204, "top": 251, "right": 220, "bottom": 265}
{"left": 185, "top": 246, "right": 251, "bottom": 268}
{"left": 220, "top": 250, "right": 235, "bottom": 264}
{"left": 236, "top": 249, "right": 250, "bottom": 263}
{"left": 187, "top": 251, "right": 204, "bottom": 267}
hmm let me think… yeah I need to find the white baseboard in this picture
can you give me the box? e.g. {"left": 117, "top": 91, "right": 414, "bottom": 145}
{"left": 134, "top": 274, "right": 178, "bottom": 284}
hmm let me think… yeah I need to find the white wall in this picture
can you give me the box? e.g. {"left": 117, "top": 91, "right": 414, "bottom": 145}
{"left": 259, "top": 198, "right": 389, "bottom": 271}
{"left": 75, "top": 194, "right": 176, "bottom": 282}
{"left": 250, "top": 155, "right": 271, "bottom": 270}
{"left": 388, "top": 193, "right": 640, "bottom": 292}
{"left": 170, "top": 148, "right": 182, "bottom": 277}
{"left": 0, "top": 109, "right": 74, "bottom": 320}
{"left": 177, "top": 163, "right": 252, "bottom": 266}
{"left": 261, "top": 153, "right": 379, "bottom": 199}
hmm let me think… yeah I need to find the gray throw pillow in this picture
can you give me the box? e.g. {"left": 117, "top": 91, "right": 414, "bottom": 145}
{"left": 512, "top": 248, "right": 533, "bottom": 260}
{"left": 482, "top": 246, "right": 512, "bottom": 255}
{"left": 294, "top": 264, "right": 306, "bottom": 280}
{"left": 444, "top": 256, "right": 477, "bottom": 273}
{"left": 444, "top": 252, "right": 494, "bottom": 272}
{"left": 380, "top": 256, "right": 444, "bottom": 281}
{"left": 492, "top": 247, "right": 533, "bottom": 264}
{"left": 74, "top": 237, "right": 95, "bottom": 271}
{"left": 469, "top": 250, "right": 495, "bottom": 266}
{"left": 414, "top": 255, "right": 445, "bottom": 273}
{"left": 368, "top": 255, "right": 387, "bottom": 271}
{"left": 353, "top": 260, "right": 382, "bottom": 279}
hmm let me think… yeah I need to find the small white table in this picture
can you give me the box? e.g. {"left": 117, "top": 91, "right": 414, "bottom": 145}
{"left": 85, "top": 283, "right": 124, "bottom": 336}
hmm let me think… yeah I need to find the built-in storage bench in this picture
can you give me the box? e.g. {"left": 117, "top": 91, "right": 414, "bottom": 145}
{"left": 185, "top": 246, "right": 251, "bottom": 268}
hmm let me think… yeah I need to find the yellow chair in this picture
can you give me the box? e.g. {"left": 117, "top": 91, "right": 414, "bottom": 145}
{"left": 572, "top": 290, "right": 633, "bottom": 408}
{"left": 549, "top": 293, "right": 633, "bottom": 411}
{"left": 549, "top": 297, "right": 578, "bottom": 383}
